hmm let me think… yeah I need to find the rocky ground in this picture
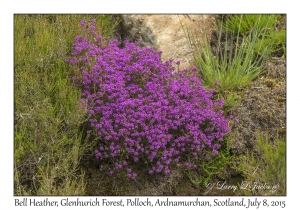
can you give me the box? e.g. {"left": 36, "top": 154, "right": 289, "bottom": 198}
{"left": 229, "top": 57, "right": 286, "bottom": 155}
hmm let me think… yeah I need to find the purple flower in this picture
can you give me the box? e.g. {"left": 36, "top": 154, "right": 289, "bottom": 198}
{"left": 80, "top": 19, "right": 86, "bottom": 27}
{"left": 165, "top": 159, "right": 171, "bottom": 165}
{"left": 212, "top": 149, "right": 219, "bottom": 156}
{"left": 164, "top": 168, "right": 171, "bottom": 175}
{"left": 66, "top": 19, "right": 231, "bottom": 179}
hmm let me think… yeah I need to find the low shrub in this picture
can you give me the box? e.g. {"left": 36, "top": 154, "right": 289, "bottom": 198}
{"left": 66, "top": 19, "right": 231, "bottom": 179}
{"left": 14, "top": 14, "right": 119, "bottom": 195}
{"left": 237, "top": 132, "right": 286, "bottom": 195}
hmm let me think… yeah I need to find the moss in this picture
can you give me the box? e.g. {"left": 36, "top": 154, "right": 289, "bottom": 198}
{"left": 278, "top": 127, "right": 286, "bottom": 138}
{"left": 272, "top": 95, "right": 286, "bottom": 102}
{"left": 262, "top": 78, "right": 277, "bottom": 88}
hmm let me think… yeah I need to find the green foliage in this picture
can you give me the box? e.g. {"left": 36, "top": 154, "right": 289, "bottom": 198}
{"left": 255, "top": 29, "right": 286, "bottom": 57}
{"left": 236, "top": 132, "right": 286, "bottom": 195}
{"left": 222, "top": 14, "right": 286, "bottom": 58}
{"left": 182, "top": 15, "right": 272, "bottom": 93}
{"left": 215, "top": 91, "right": 242, "bottom": 112}
{"left": 14, "top": 14, "right": 120, "bottom": 195}
{"left": 186, "top": 138, "right": 235, "bottom": 186}
{"left": 221, "top": 14, "right": 280, "bottom": 34}
{"left": 224, "top": 92, "right": 241, "bottom": 111}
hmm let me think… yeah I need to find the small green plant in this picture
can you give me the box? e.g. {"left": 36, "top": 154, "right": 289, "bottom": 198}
{"left": 213, "top": 91, "right": 242, "bottom": 112}
{"left": 222, "top": 14, "right": 286, "bottom": 58}
{"left": 221, "top": 14, "right": 280, "bottom": 34}
{"left": 182, "top": 15, "right": 272, "bottom": 93}
{"left": 255, "top": 29, "right": 286, "bottom": 57}
{"left": 236, "top": 132, "right": 286, "bottom": 195}
{"left": 223, "top": 92, "right": 241, "bottom": 111}
{"left": 186, "top": 138, "right": 235, "bottom": 186}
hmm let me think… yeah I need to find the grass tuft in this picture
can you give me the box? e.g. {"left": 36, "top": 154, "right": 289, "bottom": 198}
{"left": 182, "top": 15, "right": 273, "bottom": 92}
{"left": 221, "top": 14, "right": 286, "bottom": 58}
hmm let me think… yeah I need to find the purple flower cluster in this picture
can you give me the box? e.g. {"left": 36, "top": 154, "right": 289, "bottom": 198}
{"left": 66, "top": 20, "right": 231, "bottom": 179}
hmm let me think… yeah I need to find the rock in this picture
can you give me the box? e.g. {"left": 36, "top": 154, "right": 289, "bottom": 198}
{"left": 120, "top": 15, "right": 217, "bottom": 70}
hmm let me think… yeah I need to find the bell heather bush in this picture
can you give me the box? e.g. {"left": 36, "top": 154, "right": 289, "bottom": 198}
{"left": 66, "top": 19, "right": 231, "bottom": 179}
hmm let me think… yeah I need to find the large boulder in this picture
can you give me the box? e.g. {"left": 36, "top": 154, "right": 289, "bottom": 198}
{"left": 120, "top": 14, "right": 217, "bottom": 70}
